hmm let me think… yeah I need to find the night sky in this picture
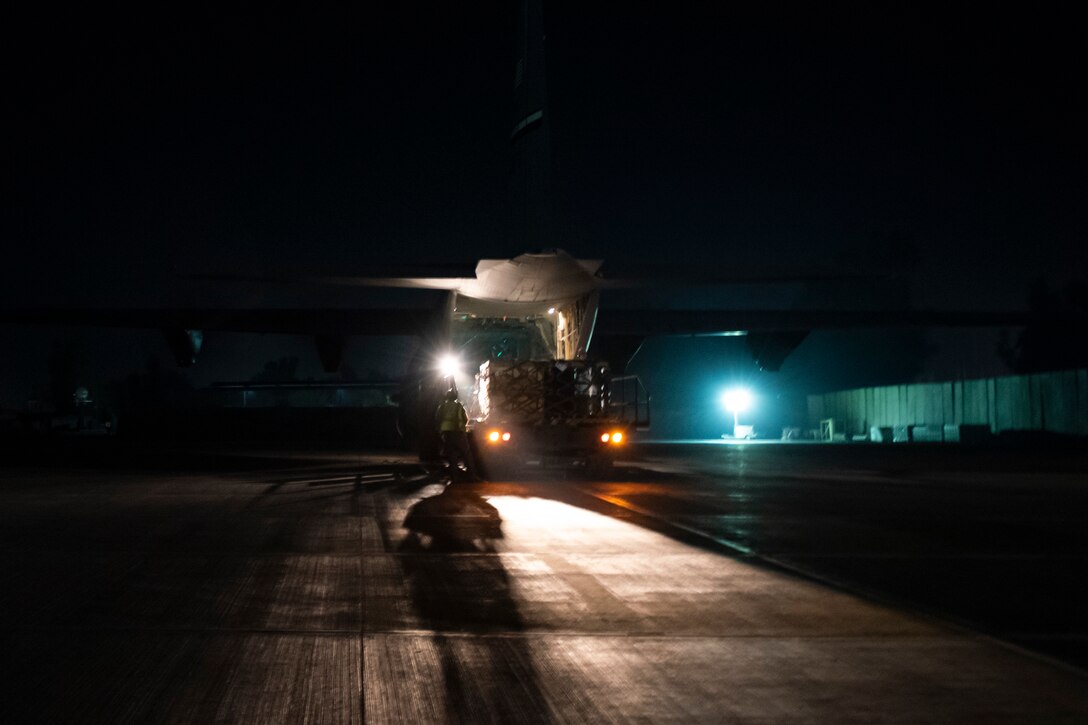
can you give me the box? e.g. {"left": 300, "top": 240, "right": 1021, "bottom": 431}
{"left": 2, "top": 4, "right": 1085, "bottom": 412}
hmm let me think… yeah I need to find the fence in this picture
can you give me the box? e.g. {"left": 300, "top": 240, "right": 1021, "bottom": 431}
{"left": 807, "top": 368, "right": 1088, "bottom": 437}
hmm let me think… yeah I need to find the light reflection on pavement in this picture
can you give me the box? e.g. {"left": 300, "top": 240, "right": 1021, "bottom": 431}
{"left": 2, "top": 443, "right": 1088, "bottom": 723}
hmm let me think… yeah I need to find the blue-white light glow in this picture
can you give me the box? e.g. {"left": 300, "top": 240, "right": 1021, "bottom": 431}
{"left": 721, "top": 387, "right": 753, "bottom": 413}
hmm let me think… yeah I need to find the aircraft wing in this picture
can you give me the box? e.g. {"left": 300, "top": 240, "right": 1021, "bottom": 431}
{"left": 593, "top": 308, "right": 1032, "bottom": 336}
{"left": 592, "top": 259, "right": 896, "bottom": 288}
{"left": 0, "top": 308, "right": 440, "bottom": 335}
{"left": 0, "top": 306, "right": 447, "bottom": 371}
{"left": 187, "top": 273, "right": 472, "bottom": 290}
{"left": 591, "top": 307, "right": 1037, "bottom": 371}
{"left": 192, "top": 269, "right": 881, "bottom": 291}
{"left": 185, "top": 260, "right": 479, "bottom": 291}
{"left": 3, "top": 305, "right": 1033, "bottom": 338}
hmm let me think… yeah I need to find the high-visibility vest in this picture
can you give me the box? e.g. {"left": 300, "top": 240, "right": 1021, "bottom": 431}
{"left": 436, "top": 400, "right": 467, "bottom": 432}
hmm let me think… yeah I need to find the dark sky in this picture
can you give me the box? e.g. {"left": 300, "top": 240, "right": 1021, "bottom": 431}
{"left": 2, "top": 3, "right": 1085, "bottom": 404}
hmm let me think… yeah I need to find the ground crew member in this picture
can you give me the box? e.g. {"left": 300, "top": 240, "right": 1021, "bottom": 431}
{"left": 435, "top": 389, "right": 480, "bottom": 481}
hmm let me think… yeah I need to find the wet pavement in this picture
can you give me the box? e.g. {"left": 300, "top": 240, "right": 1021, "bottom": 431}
{"left": 1, "top": 441, "right": 1086, "bottom": 723}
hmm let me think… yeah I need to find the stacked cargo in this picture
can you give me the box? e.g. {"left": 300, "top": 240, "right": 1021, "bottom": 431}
{"left": 468, "top": 356, "right": 646, "bottom": 471}
{"left": 476, "top": 359, "right": 552, "bottom": 424}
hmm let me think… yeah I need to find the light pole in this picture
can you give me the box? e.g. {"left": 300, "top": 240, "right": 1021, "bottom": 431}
{"left": 721, "top": 388, "right": 752, "bottom": 438}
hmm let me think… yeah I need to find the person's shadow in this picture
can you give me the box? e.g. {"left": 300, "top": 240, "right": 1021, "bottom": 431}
{"left": 400, "top": 485, "right": 503, "bottom": 552}
{"left": 399, "top": 486, "right": 552, "bottom": 722}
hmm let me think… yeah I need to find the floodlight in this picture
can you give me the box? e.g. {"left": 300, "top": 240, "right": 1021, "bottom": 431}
{"left": 721, "top": 387, "right": 752, "bottom": 413}
{"left": 438, "top": 353, "right": 460, "bottom": 378}
{"left": 721, "top": 387, "right": 754, "bottom": 439}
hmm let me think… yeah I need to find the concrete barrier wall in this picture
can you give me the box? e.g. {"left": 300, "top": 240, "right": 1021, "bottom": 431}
{"left": 808, "top": 368, "right": 1087, "bottom": 437}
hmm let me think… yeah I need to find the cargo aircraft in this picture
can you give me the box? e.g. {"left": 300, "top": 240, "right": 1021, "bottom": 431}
{"left": 0, "top": 242, "right": 1033, "bottom": 465}
{"left": 0, "top": 1, "right": 1040, "bottom": 464}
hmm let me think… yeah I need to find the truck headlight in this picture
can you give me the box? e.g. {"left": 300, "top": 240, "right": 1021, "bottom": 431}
{"left": 438, "top": 353, "right": 460, "bottom": 378}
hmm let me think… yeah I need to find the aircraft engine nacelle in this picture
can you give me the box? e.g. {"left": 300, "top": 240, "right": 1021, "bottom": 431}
{"left": 162, "top": 328, "right": 203, "bottom": 367}
{"left": 745, "top": 330, "right": 809, "bottom": 372}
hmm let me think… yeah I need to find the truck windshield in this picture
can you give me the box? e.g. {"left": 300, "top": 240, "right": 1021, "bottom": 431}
{"left": 450, "top": 317, "right": 553, "bottom": 368}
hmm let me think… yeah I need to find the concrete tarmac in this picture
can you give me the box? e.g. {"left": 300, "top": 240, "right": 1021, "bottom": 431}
{"left": 1, "top": 440, "right": 1086, "bottom": 723}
